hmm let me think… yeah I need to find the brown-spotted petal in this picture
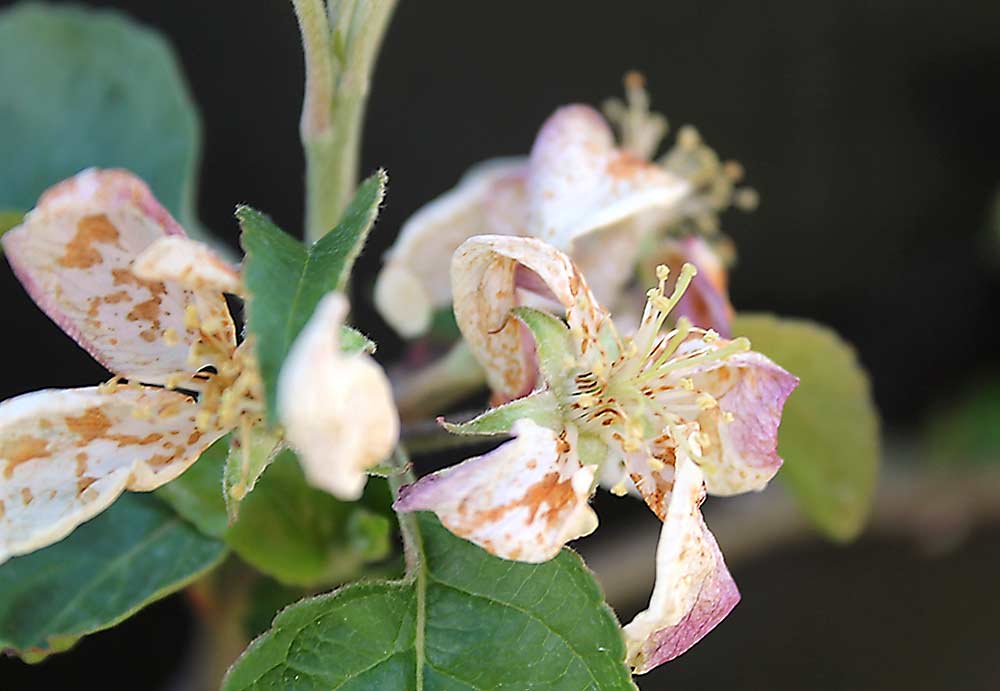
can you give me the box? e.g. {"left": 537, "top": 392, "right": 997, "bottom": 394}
{"left": 527, "top": 105, "right": 689, "bottom": 249}
{"left": 680, "top": 349, "right": 799, "bottom": 495}
{"left": 278, "top": 293, "right": 399, "bottom": 500}
{"left": 1, "top": 168, "right": 226, "bottom": 384}
{"left": 451, "top": 235, "right": 606, "bottom": 401}
{"left": 132, "top": 236, "right": 242, "bottom": 296}
{"left": 374, "top": 159, "right": 527, "bottom": 337}
{"left": 624, "top": 453, "right": 740, "bottom": 673}
{"left": 0, "top": 385, "right": 225, "bottom": 563}
{"left": 394, "top": 419, "right": 598, "bottom": 562}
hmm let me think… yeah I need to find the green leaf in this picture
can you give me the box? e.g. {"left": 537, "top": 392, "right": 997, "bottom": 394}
{"left": 925, "top": 374, "right": 1000, "bottom": 466}
{"left": 238, "top": 171, "right": 386, "bottom": 423}
{"left": 442, "top": 390, "right": 560, "bottom": 436}
{"left": 224, "top": 428, "right": 282, "bottom": 523}
{"left": 733, "top": 313, "right": 880, "bottom": 541}
{"left": 158, "top": 442, "right": 392, "bottom": 587}
{"left": 0, "top": 4, "right": 201, "bottom": 228}
{"left": 0, "top": 493, "right": 225, "bottom": 661}
{"left": 225, "top": 451, "right": 392, "bottom": 586}
{"left": 223, "top": 512, "right": 634, "bottom": 690}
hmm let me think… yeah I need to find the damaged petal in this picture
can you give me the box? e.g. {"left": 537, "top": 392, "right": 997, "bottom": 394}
{"left": 278, "top": 293, "right": 399, "bottom": 500}
{"left": 375, "top": 158, "right": 527, "bottom": 337}
{"left": 1, "top": 169, "right": 228, "bottom": 383}
{"left": 451, "top": 235, "right": 607, "bottom": 401}
{"left": 132, "top": 236, "right": 243, "bottom": 295}
{"left": 0, "top": 385, "right": 224, "bottom": 563}
{"left": 680, "top": 350, "right": 799, "bottom": 495}
{"left": 394, "top": 418, "right": 598, "bottom": 562}
{"left": 527, "top": 105, "right": 689, "bottom": 249}
{"left": 624, "top": 454, "right": 740, "bottom": 673}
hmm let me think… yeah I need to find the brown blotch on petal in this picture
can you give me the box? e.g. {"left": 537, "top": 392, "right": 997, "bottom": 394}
{"left": 1, "top": 435, "right": 53, "bottom": 478}
{"left": 58, "top": 214, "right": 120, "bottom": 269}
{"left": 77, "top": 476, "right": 97, "bottom": 495}
{"left": 65, "top": 407, "right": 113, "bottom": 442}
{"left": 20, "top": 487, "right": 33, "bottom": 505}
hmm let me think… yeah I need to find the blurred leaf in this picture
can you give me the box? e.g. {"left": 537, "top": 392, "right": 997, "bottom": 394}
{"left": 226, "top": 451, "right": 391, "bottom": 586}
{"left": 341, "top": 324, "right": 376, "bottom": 354}
{"left": 223, "top": 513, "right": 633, "bottom": 690}
{"left": 238, "top": 171, "right": 386, "bottom": 424}
{"left": 0, "top": 3, "right": 201, "bottom": 228}
{"left": 223, "top": 428, "right": 281, "bottom": 523}
{"left": 926, "top": 375, "right": 1000, "bottom": 466}
{"left": 0, "top": 494, "right": 225, "bottom": 661}
{"left": 733, "top": 313, "right": 880, "bottom": 541}
{"left": 159, "top": 440, "right": 392, "bottom": 587}
{"left": 0, "top": 210, "right": 23, "bottom": 235}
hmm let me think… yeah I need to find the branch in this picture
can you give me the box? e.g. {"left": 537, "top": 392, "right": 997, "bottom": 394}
{"left": 291, "top": 0, "right": 397, "bottom": 242}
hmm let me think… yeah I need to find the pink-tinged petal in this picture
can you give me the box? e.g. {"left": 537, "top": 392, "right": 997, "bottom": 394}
{"left": 278, "top": 293, "right": 399, "bottom": 500}
{"left": 1, "top": 169, "right": 229, "bottom": 383}
{"left": 624, "top": 454, "right": 740, "bottom": 673}
{"left": 132, "top": 236, "right": 242, "bottom": 295}
{"left": 527, "top": 105, "right": 689, "bottom": 249}
{"left": 658, "top": 236, "right": 734, "bottom": 337}
{"left": 571, "top": 220, "right": 644, "bottom": 309}
{"left": 0, "top": 385, "right": 225, "bottom": 563}
{"left": 451, "top": 235, "right": 607, "bottom": 401}
{"left": 394, "top": 419, "right": 598, "bottom": 562}
{"left": 681, "top": 350, "right": 799, "bottom": 495}
{"left": 375, "top": 159, "right": 527, "bottom": 337}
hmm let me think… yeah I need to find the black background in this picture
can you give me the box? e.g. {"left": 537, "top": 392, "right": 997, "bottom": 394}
{"left": 1, "top": 1, "right": 999, "bottom": 689}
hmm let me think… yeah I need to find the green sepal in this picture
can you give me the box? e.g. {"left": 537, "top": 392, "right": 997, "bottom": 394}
{"left": 441, "top": 390, "right": 561, "bottom": 437}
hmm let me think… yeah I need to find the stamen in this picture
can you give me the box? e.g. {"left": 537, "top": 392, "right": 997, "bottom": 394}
{"left": 602, "top": 71, "right": 668, "bottom": 160}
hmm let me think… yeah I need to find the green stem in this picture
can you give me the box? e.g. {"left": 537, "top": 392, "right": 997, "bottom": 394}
{"left": 292, "top": 0, "right": 397, "bottom": 242}
{"left": 385, "top": 445, "right": 426, "bottom": 689}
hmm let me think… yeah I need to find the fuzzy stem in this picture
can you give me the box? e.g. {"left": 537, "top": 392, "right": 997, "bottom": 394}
{"left": 292, "top": 0, "right": 396, "bottom": 242}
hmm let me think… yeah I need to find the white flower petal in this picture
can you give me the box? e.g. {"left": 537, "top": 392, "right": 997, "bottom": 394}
{"left": 394, "top": 419, "right": 598, "bottom": 562}
{"left": 624, "top": 453, "right": 740, "bottom": 673}
{"left": 1, "top": 169, "right": 233, "bottom": 383}
{"left": 451, "top": 235, "right": 606, "bottom": 401}
{"left": 0, "top": 385, "right": 224, "bottom": 563}
{"left": 132, "top": 236, "right": 242, "bottom": 295}
{"left": 527, "top": 105, "right": 689, "bottom": 248}
{"left": 375, "top": 158, "right": 527, "bottom": 337}
{"left": 278, "top": 293, "right": 399, "bottom": 500}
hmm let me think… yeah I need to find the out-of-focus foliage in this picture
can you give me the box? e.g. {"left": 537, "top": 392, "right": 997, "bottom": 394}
{"left": 734, "top": 313, "right": 880, "bottom": 541}
{"left": 0, "top": 4, "right": 201, "bottom": 228}
{"left": 0, "top": 494, "right": 225, "bottom": 662}
{"left": 159, "top": 440, "right": 392, "bottom": 588}
{"left": 925, "top": 375, "right": 1000, "bottom": 467}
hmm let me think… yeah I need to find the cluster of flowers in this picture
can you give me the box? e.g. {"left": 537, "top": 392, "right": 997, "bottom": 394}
{"left": 0, "top": 76, "right": 794, "bottom": 674}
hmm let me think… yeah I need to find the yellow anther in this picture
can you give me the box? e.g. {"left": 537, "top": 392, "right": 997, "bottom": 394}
{"left": 195, "top": 410, "right": 214, "bottom": 432}
{"left": 648, "top": 456, "right": 665, "bottom": 471}
{"left": 184, "top": 304, "right": 200, "bottom": 330}
{"left": 722, "top": 411, "right": 736, "bottom": 423}
{"left": 697, "top": 431, "right": 712, "bottom": 448}
{"left": 655, "top": 264, "right": 671, "bottom": 283}
{"left": 680, "top": 377, "right": 695, "bottom": 391}
{"left": 610, "top": 481, "right": 629, "bottom": 497}
{"left": 704, "top": 329, "right": 719, "bottom": 343}
{"left": 696, "top": 393, "right": 718, "bottom": 410}
{"left": 130, "top": 405, "right": 152, "bottom": 420}
{"left": 163, "top": 328, "right": 179, "bottom": 347}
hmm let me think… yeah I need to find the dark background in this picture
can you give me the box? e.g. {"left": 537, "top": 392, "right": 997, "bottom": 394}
{"left": 2, "top": 1, "right": 999, "bottom": 689}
